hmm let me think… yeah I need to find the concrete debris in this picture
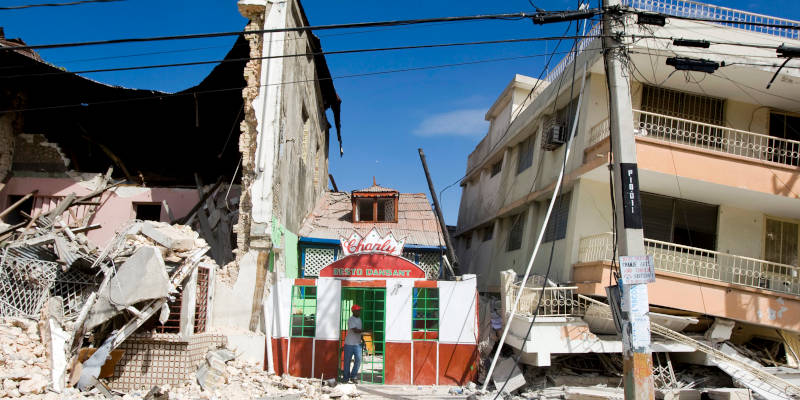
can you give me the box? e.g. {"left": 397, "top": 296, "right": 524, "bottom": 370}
{"left": 84, "top": 245, "right": 171, "bottom": 331}
{"left": 493, "top": 357, "right": 527, "bottom": 394}
{"left": 196, "top": 348, "right": 237, "bottom": 392}
{"left": 705, "top": 319, "right": 736, "bottom": 343}
{"left": 141, "top": 221, "right": 199, "bottom": 252}
{"left": 564, "top": 386, "right": 625, "bottom": 400}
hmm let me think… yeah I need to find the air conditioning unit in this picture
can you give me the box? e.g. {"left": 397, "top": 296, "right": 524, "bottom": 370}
{"left": 541, "top": 118, "right": 567, "bottom": 150}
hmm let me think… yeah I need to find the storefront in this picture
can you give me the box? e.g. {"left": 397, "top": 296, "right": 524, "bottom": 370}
{"left": 267, "top": 228, "right": 479, "bottom": 385}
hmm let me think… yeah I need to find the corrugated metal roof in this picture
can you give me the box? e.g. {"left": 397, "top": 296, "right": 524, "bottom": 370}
{"left": 298, "top": 192, "right": 445, "bottom": 247}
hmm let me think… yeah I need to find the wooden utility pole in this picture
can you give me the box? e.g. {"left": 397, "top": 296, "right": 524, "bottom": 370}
{"left": 417, "top": 148, "right": 458, "bottom": 277}
{"left": 602, "top": 1, "right": 655, "bottom": 400}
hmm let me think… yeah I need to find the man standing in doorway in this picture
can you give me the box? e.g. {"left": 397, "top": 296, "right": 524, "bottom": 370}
{"left": 343, "top": 304, "right": 366, "bottom": 383}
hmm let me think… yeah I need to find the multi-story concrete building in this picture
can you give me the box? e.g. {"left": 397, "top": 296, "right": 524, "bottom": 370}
{"left": 455, "top": 0, "right": 800, "bottom": 368}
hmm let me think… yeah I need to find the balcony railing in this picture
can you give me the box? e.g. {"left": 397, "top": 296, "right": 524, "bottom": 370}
{"left": 542, "top": 23, "right": 603, "bottom": 86}
{"left": 506, "top": 285, "right": 590, "bottom": 317}
{"left": 585, "top": 111, "right": 800, "bottom": 167}
{"left": 623, "top": 0, "right": 800, "bottom": 40}
{"left": 578, "top": 232, "right": 800, "bottom": 296}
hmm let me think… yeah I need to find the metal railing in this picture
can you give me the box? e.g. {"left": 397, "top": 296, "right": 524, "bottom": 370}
{"left": 578, "top": 232, "right": 800, "bottom": 296}
{"left": 506, "top": 285, "right": 589, "bottom": 317}
{"left": 634, "top": 110, "right": 800, "bottom": 167}
{"left": 587, "top": 118, "right": 611, "bottom": 149}
{"left": 623, "top": 0, "right": 800, "bottom": 40}
{"left": 583, "top": 111, "right": 800, "bottom": 167}
{"left": 543, "top": 23, "right": 603, "bottom": 86}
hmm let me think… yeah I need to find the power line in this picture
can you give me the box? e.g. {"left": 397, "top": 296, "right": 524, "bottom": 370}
{"left": 1, "top": 34, "right": 608, "bottom": 79}
{"left": 0, "top": 9, "right": 600, "bottom": 52}
{"left": 1, "top": 47, "right": 610, "bottom": 114}
{"left": 0, "top": 0, "right": 122, "bottom": 10}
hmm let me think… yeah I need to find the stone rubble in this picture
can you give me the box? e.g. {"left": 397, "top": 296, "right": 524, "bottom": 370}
{"left": 0, "top": 315, "right": 363, "bottom": 399}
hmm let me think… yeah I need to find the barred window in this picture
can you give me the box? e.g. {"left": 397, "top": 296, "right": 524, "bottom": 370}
{"left": 490, "top": 161, "right": 502, "bottom": 177}
{"left": 412, "top": 287, "right": 439, "bottom": 341}
{"left": 507, "top": 212, "right": 526, "bottom": 251}
{"left": 290, "top": 286, "right": 317, "bottom": 338}
{"left": 516, "top": 137, "right": 534, "bottom": 174}
{"left": 544, "top": 192, "right": 571, "bottom": 242}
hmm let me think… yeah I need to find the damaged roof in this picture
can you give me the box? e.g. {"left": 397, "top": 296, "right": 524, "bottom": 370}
{"left": 298, "top": 191, "right": 446, "bottom": 247}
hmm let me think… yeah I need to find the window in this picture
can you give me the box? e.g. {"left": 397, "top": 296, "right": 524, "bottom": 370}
{"left": 134, "top": 203, "right": 162, "bottom": 221}
{"left": 357, "top": 199, "right": 374, "bottom": 221}
{"left": 516, "top": 137, "right": 534, "bottom": 174}
{"left": 290, "top": 286, "right": 317, "bottom": 337}
{"left": 544, "top": 192, "right": 572, "bottom": 242}
{"left": 640, "top": 85, "right": 724, "bottom": 125}
{"left": 482, "top": 225, "right": 493, "bottom": 242}
{"left": 507, "top": 212, "right": 526, "bottom": 251}
{"left": 490, "top": 161, "right": 502, "bottom": 177}
{"left": 556, "top": 97, "right": 580, "bottom": 135}
{"left": 465, "top": 234, "right": 472, "bottom": 250}
{"left": 353, "top": 196, "right": 398, "bottom": 223}
{"left": 194, "top": 266, "right": 211, "bottom": 333}
{"left": 765, "top": 218, "right": 798, "bottom": 266}
{"left": 641, "top": 193, "right": 718, "bottom": 251}
{"left": 768, "top": 112, "right": 800, "bottom": 165}
{"left": 412, "top": 287, "right": 439, "bottom": 340}
{"left": 3, "top": 194, "right": 34, "bottom": 225}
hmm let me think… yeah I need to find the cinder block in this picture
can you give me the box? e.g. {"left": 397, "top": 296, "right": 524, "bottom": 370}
{"left": 493, "top": 357, "right": 526, "bottom": 393}
{"left": 142, "top": 222, "right": 197, "bottom": 251}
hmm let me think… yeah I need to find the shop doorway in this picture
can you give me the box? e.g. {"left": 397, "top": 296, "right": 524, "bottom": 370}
{"left": 339, "top": 287, "right": 386, "bottom": 384}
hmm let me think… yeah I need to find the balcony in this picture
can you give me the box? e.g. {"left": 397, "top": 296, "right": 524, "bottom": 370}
{"left": 587, "top": 110, "right": 800, "bottom": 168}
{"left": 623, "top": 0, "right": 800, "bottom": 41}
{"left": 578, "top": 232, "right": 800, "bottom": 296}
{"left": 504, "top": 285, "right": 589, "bottom": 317}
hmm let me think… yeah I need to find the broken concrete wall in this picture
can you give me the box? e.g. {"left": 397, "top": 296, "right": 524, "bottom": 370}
{"left": 0, "top": 176, "right": 200, "bottom": 246}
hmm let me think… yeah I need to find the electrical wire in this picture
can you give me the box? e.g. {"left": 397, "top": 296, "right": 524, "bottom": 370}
{"left": 0, "top": 35, "right": 608, "bottom": 79}
{"left": 0, "top": 0, "right": 122, "bottom": 10}
{"left": 0, "top": 10, "right": 593, "bottom": 52}
{"left": 491, "top": 17, "right": 586, "bottom": 398}
{"left": 1, "top": 47, "right": 609, "bottom": 114}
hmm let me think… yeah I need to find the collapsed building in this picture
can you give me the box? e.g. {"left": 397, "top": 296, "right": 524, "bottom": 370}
{"left": 0, "top": 0, "right": 344, "bottom": 394}
{"left": 454, "top": 0, "right": 800, "bottom": 398}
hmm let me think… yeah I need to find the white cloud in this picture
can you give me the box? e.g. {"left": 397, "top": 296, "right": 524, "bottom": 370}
{"left": 412, "top": 108, "right": 488, "bottom": 137}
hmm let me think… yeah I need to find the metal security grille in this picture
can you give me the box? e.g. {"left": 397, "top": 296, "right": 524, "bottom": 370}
{"left": 290, "top": 286, "right": 316, "bottom": 337}
{"left": 303, "top": 247, "right": 336, "bottom": 277}
{"left": 0, "top": 248, "right": 100, "bottom": 320}
{"left": 155, "top": 295, "right": 182, "bottom": 333}
{"left": 339, "top": 287, "right": 386, "bottom": 384}
{"left": 417, "top": 253, "right": 441, "bottom": 280}
{"left": 412, "top": 288, "right": 439, "bottom": 341}
{"left": 641, "top": 85, "right": 724, "bottom": 125}
{"left": 194, "top": 266, "right": 210, "bottom": 334}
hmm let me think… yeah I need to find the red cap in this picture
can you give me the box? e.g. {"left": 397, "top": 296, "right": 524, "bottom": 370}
{"left": 351, "top": 304, "right": 362, "bottom": 311}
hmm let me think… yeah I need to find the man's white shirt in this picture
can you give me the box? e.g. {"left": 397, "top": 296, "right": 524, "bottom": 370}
{"left": 345, "top": 316, "right": 362, "bottom": 346}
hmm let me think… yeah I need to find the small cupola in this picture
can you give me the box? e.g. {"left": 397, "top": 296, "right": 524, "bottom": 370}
{"left": 351, "top": 177, "right": 399, "bottom": 223}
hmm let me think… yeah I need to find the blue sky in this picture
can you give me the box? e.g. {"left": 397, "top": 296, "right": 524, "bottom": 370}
{"left": 3, "top": 0, "right": 799, "bottom": 224}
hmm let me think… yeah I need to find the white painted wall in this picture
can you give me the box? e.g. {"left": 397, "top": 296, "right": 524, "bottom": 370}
{"left": 438, "top": 277, "right": 478, "bottom": 344}
{"left": 315, "top": 278, "right": 341, "bottom": 340}
{"left": 213, "top": 251, "right": 259, "bottom": 330}
{"left": 385, "top": 279, "right": 413, "bottom": 342}
{"left": 717, "top": 205, "right": 764, "bottom": 259}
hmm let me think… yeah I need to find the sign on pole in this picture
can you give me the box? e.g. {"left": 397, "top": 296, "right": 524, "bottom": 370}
{"left": 619, "top": 255, "right": 655, "bottom": 285}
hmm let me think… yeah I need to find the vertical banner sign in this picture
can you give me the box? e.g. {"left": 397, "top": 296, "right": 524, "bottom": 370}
{"left": 620, "top": 163, "right": 643, "bottom": 229}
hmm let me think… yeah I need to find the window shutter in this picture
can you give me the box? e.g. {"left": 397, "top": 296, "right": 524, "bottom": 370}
{"left": 641, "top": 193, "right": 674, "bottom": 242}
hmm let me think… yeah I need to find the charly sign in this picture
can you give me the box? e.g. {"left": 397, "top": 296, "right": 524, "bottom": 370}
{"left": 339, "top": 228, "right": 405, "bottom": 257}
{"left": 317, "top": 228, "right": 423, "bottom": 279}
{"left": 318, "top": 253, "right": 425, "bottom": 279}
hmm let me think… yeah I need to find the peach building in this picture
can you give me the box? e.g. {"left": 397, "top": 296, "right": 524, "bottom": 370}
{"left": 454, "top": 0, "right": 800, "bottom": 367}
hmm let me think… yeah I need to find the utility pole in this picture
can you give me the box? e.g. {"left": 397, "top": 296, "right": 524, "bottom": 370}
{"left": 602, "top": 1, "right": 655, "bottom": 400}
{"left": 417, "top": 148, "right": 458, "bottom": 277}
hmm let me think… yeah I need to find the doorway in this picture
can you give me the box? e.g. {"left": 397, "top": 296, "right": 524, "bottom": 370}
{"left": 339, "top": 287, "right": 386, "bottom": 384}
